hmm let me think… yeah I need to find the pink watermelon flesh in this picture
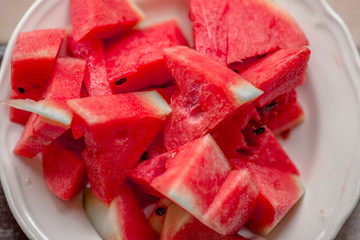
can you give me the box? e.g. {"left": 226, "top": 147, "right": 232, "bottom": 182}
{"left": 242, "top": 163, "right": 304, "bottom": 235}
{"left": 148, "top": 198, "right": 172, "bottom": 234}
{"left": 67, "top": 91, "right": 172, "bottom": 205}
{"left": 227, "top": 0, "right": 309, "bottom": 64}
{"left": 258, "top": 89, "right": 305, "bottom": 135}
{"left": 13, "top": 57, "right": 86, "bottom": 158}
{"left": 10, "top": 29, "right": 65, "bottom": 125}
{"left": 42, "top": 130, "right": 87, "bottom": 200}
{"left": 200, "top": 169, "right": 259, "bottom": 235}
{"left": 67, "top": 31, "right": 112, "bottom": 96}
{"left": 160, "top": 203, "right": 248, "bottom": 240}
{"left": 189, "top": 0, "right": 229, "bottom": 65}
{"left": 83, "top": 184, "right": 157, "bottom": 240}
{"left": 70, "top": 0, "right": 143, "bottom": 42}
{"left": 238, "top": 47, "right": 310, "bottom": 107}
{"left": 163, "top": 46, "right": 262, "bottom": 150}
{"left": 105, "top": 20, "right": 188, "bottom": 94}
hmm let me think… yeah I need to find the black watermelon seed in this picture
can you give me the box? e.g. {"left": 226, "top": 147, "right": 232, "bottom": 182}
{"left": 253, "top": 126, "right": 266, "bottom": 135}
{"left": 18, "top": 87, "right": 25, "bottom": 94}
{"left": 263, "top": 101, "right": 277, "bottom": 114}
{"left": 115, "top": 78, "right": 127, "bottom": 85}
{"left": 155, "top": 207, "right": 166, "bottom": 216}
{"left": 233, "top": 69, "right": 239, "bottom": 73}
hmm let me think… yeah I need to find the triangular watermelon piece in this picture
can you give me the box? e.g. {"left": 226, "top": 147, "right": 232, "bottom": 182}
{"left": 227, "top": 0, "right": 308, "bottom": 64}
{"left": 105, "top": 20, "right": 188, "bottom": 94}
{"left": 189, "top": 0, "right": 229, "bottom": 65}
{"left": 162, "top": 46, "right": 262, "bottom": 150}
{"left": 70, "top": 0, "right": 144, "bottom": 42}
{"left": 13, "top": 57, "right": 86, "bottom": 158}
{"left": 238, "top": 47, "right": 310, "bottom": 107}
{"left": 67, "top": 31, "right": 112, "bottom": 96}
{"left": 42, "top": 130, "right": 87, "bottom": 200}
{"left": 10, "top": 29, "right": 65, "bottom": 125}
{"left": 67, "top": 91, "right": 172, "bottom": 205}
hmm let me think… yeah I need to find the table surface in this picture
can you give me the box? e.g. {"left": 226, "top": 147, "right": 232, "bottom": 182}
{"left": 0, "top": 0, "right": 359, "bottom": 240}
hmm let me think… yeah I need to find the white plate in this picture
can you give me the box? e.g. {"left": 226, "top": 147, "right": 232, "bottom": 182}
{"left": 1, "top": 0, "right": 360, "bottom": 239}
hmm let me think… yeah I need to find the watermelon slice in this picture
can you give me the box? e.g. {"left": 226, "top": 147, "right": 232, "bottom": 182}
{"left": 258, "top": 90, "right": 305, "bottom": 135}
{"left": 160, "top": 203, "right": 248, "bottom": 240}
{"left": 238, "top": 47, "right": 310, "bottom": 107}
{"left": 10, "top": 29, "right": 65, "bottom": 125}
{"left": 83, "top": 185, "right": 157, "bottom": 240}
{"left": 67, "top": 90, "right": 172, "bottom": 205}
{"left": 189, "top": 0, "right": 229, "bottom": 65}
{"left": 105, "top": 20, "right": 188, "bottom": 94}
{"left": 163, "top": 46, "right": 263, "bottom": 150}
{"left": 13, "top": 57, "right": 86, "bottom": 158}
{"left": 42, "top": 130, "right": 87, "bottom": 200}
{"left": 227, "top": 0, "right": 309, "bottom": 64}
{"left": 67, "top": 31, "right": 112, "bottom": 96}
{"left": 70, "top": 0, "right": 144, "bottom": 42}
{"left": 243, "top": 163, "right": 304, "bottom": 235}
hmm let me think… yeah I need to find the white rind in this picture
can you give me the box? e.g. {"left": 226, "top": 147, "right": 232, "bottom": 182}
{"left": 136, "top": 90, "right": 172, "bottom": 116}
{"left": 4, "top": 99, "right": 71, "bottom": 126}
{"left": 229, "top": 82, "right": 263, "bottom": 105}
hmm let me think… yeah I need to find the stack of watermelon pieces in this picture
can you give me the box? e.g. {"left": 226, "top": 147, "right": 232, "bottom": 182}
{"left": 8, "top": 0, "right": 311, "bottom": 238}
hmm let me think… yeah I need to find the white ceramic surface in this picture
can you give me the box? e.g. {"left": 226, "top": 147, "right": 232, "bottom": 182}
{"left": 0, "top": 0, "right": 360, "bottom": 239}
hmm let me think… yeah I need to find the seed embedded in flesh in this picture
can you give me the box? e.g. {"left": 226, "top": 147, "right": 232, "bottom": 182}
{"left": 263, "top": 101, "right": 277, "bottom": 114}
{"left": 233, "top": 69, "right": 239, "bottom": 73}
{"left": 18, "top": 87, "right": 25, "bottom": 94}
{"left": 155, "top": 207, "right": 166, "bottom": 216}
{"left": 115, "top": 78, "right": 127, "bottom": 85}
{"left": 253, "top": 126, "right": 266, "bottom": 135}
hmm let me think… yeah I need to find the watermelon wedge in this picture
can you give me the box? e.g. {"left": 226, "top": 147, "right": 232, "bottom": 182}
{"left": 105, "top": 20, "right": 188, "bottom": 94}
{"left": 42, "top": 130, "right": 87, "bottom": 200}
{"left": 67, "top": 90, "right": 172, "bottom": 205}
{"left": 67, "top": 31, "right": 112, "bottom": 96}
{"left": 70, "top": 0, "right": 144, "bottom": 42}
{"left": 227, "top": 0, "right": 309, "bottom": 64}
{"left": 10, "top": 29, "right": 65, "bottom": 125}
{"left": 13, "top": 57, "right": 85, "bottom": 158}
{"left": 163, "top": 46, "right": 263, "bottom": 150}
{"left": 83, "top": 185, "right": 157, "bottom": 240}
{"left": 189, "top": 0, "right": 229, "bottom": 65}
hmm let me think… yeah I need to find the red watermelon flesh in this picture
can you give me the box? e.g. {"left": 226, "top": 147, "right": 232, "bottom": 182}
{"left": 163, "top": 46, "right": 262, "bottom": 150}
{"left": 200, "top": 169, "right": 259, "bottom": 235}
{"left": 13, "top": 57, "right": 86, "bottom": 158}
{"left": 70, "top": 0, "right": 144, "bottom": 42}
{"left": 242, "top": 163, "right": 304, "bottom": 235}
{"left": 42, "top": 130, "right": 87, "bottom": 200}
{"left": 83, "top": 185, "right": 157, "bottom": 240}
{"left": 227, "top": 0, "right": 309, "bottom": 64}
{"left": 160, "top": 203, "right": 248, "bottom": 240}
{"left": 10, "top": 29, "right": 65, "bottom": 125}
{"left": 150, "top": 134, "right": 231, "bottom": 219}
{"left": 105, "top": 20, "right": 188, "bottom": 94}
{"left": 238, "top": 47, "right": 311, "bottom": 107}
{"left": 189, "top": 0, "right": 229, "bottom": 65}
{"left": 67, "top": 32, "right": 112, "bottom": 96}
{"left": 67, "top": 91, "right": 172, "bottom": 205}
{"left": 258, "top": 90, "right": 305, "bottom": 135}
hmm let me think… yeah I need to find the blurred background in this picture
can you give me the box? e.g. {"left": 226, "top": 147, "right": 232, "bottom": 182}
{"left": 0, "top": 0, "right": 359, "bottom": 240}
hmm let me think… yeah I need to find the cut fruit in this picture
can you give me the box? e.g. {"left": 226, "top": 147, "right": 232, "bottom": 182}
{"left": 67, "top": 31, "right": 112, "bottom": 96}
{"left": 42, "top": 130, "right": 87, "bottom": 200}
{"left": 105, "top": 20, "right": 188, "bottom": 93}
{"left": 13, "top": 57, "right": 85, "bottom": 158}
{"left": 70, "top": 0, "right": 144, "bottom": 41}
{"left": 163, "top": 46, "right": 262, "bottom": 150}
{"left": 68, "top": 90, "right": 172, "bottom": 205}
{"left": 189, "top": 0, "right": 229, "bottom": 65}
{"left": 148, "top": 198, "right": 172, "bottom": 234}
{"left": 83, "top": 185, "right": 157, "bottom": 240}
{"left": 10, "top": 29, "right": 65, "bottom": 125}
{"left": 227, "top": 0, "right": 308, "bottom": 64}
